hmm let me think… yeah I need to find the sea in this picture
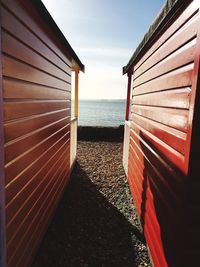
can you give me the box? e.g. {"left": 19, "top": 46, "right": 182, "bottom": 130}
{"left": 72, "top": 99, "right": 126, "bottom": 127}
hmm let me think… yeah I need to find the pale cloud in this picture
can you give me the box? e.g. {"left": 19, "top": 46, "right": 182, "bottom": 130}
{"left": 42, "top": 0, "right": 134, "bottom": 100}
{"left": 75, "top": 47, "right": 133, "bottom": 59}
{"left": 42, "top": 0, "right": 164, "bottom": 100}
{"left": 72, "top": 64, "right": 128, "bottom": 100}
{"left": 42, "top": 0, "right": 105, "bottom": 24}
{"left": 73, "top": 48, "right": 133, "bottom": 100}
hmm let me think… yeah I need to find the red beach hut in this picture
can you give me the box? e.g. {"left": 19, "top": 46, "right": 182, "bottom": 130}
{"left": 0, "top": 0, "right": 84, "bottom": 266}
{"left": 123, "top": 0, "right": 200, "bottom": 266}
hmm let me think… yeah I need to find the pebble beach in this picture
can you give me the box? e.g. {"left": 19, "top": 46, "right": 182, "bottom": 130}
{"left": 32, "top": 141, "right": 151, "bottom": 267}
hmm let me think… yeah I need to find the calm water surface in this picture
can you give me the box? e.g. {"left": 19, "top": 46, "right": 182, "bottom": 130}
{"left": 72, "top": 100, "right": 126, "bottom": 127}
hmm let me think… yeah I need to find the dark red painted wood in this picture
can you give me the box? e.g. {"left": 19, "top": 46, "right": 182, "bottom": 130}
{"left": 134, "top": 1, "right": 199, "bottom": 72}
{"left": 134, "top": 38, "right": 196, "bottom": 87}
{"left": 0, "top": 6, "right": 6, "bottom": 267}
{"left": 185, "top": 11, "right": 200, "bottom": 175}
{"left": 0, "top": 1, "right": 80, "bottom": 266}
{"left": 127, "top": 1, "right": 200, "bottom": 266}
{"left": 131, "top": 113, "right": 186, "bottom": 155}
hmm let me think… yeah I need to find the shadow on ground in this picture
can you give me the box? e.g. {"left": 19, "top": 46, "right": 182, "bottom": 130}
{"left": 32, "top": 162, "right": 145, "bottom": 267}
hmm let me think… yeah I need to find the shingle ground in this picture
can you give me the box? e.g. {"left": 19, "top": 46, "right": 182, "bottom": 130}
{"left": 32, "top": 141, "right": 151, "bottom": 267}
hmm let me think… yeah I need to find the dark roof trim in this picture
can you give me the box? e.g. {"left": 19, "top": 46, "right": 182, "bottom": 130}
{"left": 30, "top": 0, "right": 85, "bottom": 72}
{"left": 123, "top": 0, "right": 193, "bottom": 75}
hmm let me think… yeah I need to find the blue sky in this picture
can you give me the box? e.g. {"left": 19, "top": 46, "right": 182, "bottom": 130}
{"left": 42, "top": 0, "right": 165, "bottom": 99}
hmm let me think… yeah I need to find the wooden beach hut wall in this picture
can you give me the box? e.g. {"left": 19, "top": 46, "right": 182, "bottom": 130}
{"left": 0, "top": 0, "right": 84, "bottom": 266}
{"left": 123, "top": 0, "right": 200, "bottom": 266}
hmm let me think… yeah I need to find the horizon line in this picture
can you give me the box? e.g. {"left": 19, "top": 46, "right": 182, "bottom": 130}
{"left": 72, "top": 98, "right": 126, "bottom": 101}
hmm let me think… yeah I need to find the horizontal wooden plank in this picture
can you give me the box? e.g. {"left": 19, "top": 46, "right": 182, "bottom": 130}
{"left": 13, "top": 165, "right": 70, "bottom": 267}
{"left": 130, "top": 170, "right": 172, "bottom": 225}
{"left": 134, "top": 12, "right": 198, "bottom": 78}
{"left": 146, "top": 178, "right": 178, "bottom": 227}
{"left": 128, "top": 160, "right": 142, "bottom": 210}
{"left": 146, "top": 188, "right": 164, "bottom": 237}
{"left": 1, "top": 1, "right": 75, "bottom": 266}
{"left": 6, "top": 143, "right": 69, "bottom": 235}
{"left": 6, "top": 149, "right": 69, "bottom": 235}
{"left": 131, "top": 113, "right": 186, "bottom": 155}
{"left": 130, "top": 122, "right": 185, "bottom": 172}
{"left": 129, "top": 142, "right": 181, "bottom": 212}
{"left": 129, "top": 147, "right": 177, "bottom": 214}
{"left": 129, "top": 131, "right": 184, "bottom": 190}
{"left": 8, "top": 161, "right": 69, "bottom": 264}
{"left": 128, "top": 4, "right": 200, "bottom": 267}
{"left": 5, "top": 133, "right": 70, "bottom": 204}
{"left": 127, "top": 169, "right": 141, "bottom": 213}
{"left": 133, "top": 65, "right": 193, "bottom": 96}
{"left": 134, "top": 38, "right": 196, "bottom": 87}
{"left": 5, "top": 116, "right": 69, "bottom": 164}
{"left": 2, "top": 55, "right": 70, "bottom": 91}
{"left": 2, "top": 31, "right": 71, "bottom": 82}
{"left": 144, "top": 229, "right": 162, "bottom": 267}
{"left": 131, "top": 105, "right": 189, "bottom": 133}
{"left": 3, "top": 78, "right": 70, "bottom": 100}
{"left": 4, "top": 109, "right": 70, "bottom": 143}
{"left": 3, "top": 0, "right": 72, "bottom": 67}
{"left": 1, "top": 3, "right": 71, "bottom": 70}
{"left": 4, "top": 100, "right": 70, "bottom": 121}
{"left": 132, "top": 87, "right": 191, "bottom": 110}
{"left": 5, "top": 125, "right": 69, "bottom": 185}
{"left": 7, "top": 158, "right": 69, "bottom": 266}
{"left": 128, "top": 147, "right": 152, "bottom": 214}
{"left": 134, "top": 1, "right": 199, "bottom": 71}
{"left": 129, "top": 144, "right": 144, "bottom": 173}
{"left": 129, "top": 134, "right": 183, "bottom": 199}
{"left": 128, "top": 154, "right": 171, "bottom": 224}
{"left": 141, "top": 191, "right": 165, "bottom": 247}
{"left": 144, "top": 204, "right": 168, "bottom": 267}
